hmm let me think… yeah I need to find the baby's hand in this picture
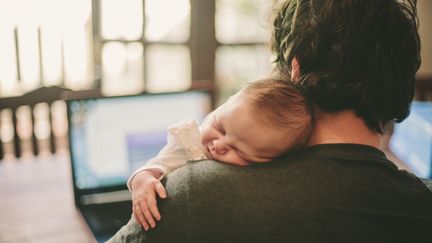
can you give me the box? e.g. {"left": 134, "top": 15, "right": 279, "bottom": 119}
{"left": 131, "top": 170, "right": 167, "bottom": 231}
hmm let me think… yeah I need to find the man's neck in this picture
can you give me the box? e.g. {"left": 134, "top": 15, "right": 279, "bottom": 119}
{"left": 307, "top": 110, "right": 381, "bottom": 149}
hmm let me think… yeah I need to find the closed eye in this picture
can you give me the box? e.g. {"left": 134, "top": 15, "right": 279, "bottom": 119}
{"left": 214, "top": 116, "right": 226, "bottom": 134}
{"left": 234, "top": 148, "right": 249, "bottom": 162}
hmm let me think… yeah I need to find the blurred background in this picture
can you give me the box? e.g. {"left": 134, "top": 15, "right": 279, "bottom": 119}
{"left": 0, "top": 0, "right": 431, "bottom": 242}
{"left": 0, "top": 0, "right": 276, "bottom": 160}
{"left": 0, "top": 0, "right": 430, "bottom": 175}
{"left": 0, "top": 1, "right": 278, "bottom": 241}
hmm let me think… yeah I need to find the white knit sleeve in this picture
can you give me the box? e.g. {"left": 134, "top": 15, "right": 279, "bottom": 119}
{"left": 126, "top": 119, "right": 206, "bottom": 191}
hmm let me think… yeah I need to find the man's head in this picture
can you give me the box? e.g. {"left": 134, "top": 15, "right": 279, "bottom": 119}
{"left": 200, "top": 79, "right": 312, "bottom": 166}
{"left": 272, "top": 0, "right": 421, "bottom": 133}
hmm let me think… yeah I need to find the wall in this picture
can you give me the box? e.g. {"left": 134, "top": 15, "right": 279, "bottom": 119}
{"left": 418, "top": 0, "right": 432, "bottom": 77}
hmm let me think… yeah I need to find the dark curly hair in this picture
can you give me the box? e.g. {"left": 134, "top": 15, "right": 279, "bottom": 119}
{"left": 271, "top": 0, "right": 421, "bottom": 133}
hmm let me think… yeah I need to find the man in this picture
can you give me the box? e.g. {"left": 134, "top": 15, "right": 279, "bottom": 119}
{"left": 108, "top": 0, "right": 432, "bottom": 242}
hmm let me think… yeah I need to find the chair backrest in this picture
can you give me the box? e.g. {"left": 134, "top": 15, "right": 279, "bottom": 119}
{"left": 0, "top": 86, "right": 69, "bottom": 160}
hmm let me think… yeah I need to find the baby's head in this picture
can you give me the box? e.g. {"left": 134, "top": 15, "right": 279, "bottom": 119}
{"left": 201, "top": 78, "right": 312, "bottom": 166}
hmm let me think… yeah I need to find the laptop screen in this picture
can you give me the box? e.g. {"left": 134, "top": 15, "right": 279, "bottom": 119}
{"left": 389, "top": 101, "right": 432, "bottom": 178}
{"left": 67, "top": 91, "right": 211, "bottom": 192}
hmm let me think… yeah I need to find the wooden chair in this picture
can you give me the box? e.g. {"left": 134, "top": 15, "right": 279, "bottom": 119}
{"left": 0, "top": 86, "right": 69, "bottom": 160}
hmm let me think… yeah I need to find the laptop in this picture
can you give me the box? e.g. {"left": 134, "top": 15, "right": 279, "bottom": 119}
{"left": 66, "top": 90, "right": 212, "bottom": 242}
{"left": 389, "top": 101, "right": 432, "bottom": 179}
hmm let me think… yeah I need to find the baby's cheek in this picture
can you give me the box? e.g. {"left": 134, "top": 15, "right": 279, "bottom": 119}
{"left": 220, "top": 152, "right": 249, "bottom": 166}
{"left": 200, "top": 126, "right": 220, "bottom": 145}
{"left": 200, "top": 127, "right": 211, "bottom": 144}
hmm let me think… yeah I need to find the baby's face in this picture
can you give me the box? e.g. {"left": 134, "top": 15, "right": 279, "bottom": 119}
{"left": 200, "top": 90, "right": 290, "bottom": 166}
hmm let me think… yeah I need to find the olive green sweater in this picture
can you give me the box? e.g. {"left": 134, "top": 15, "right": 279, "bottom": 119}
{"left": 108, "top": 144, "right": 432, "bottom": 243}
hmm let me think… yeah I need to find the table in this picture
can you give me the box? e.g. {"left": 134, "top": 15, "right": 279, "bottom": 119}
{"left": 0, "top": 154, "right": 96, "bottom": 243}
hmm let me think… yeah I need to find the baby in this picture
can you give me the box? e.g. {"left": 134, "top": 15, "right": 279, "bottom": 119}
{"left": 128, "top": 78, "right": 312, "bottom": 230}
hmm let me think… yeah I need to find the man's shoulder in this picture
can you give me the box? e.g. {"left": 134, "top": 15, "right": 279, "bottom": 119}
{"left": 165, "top": 160, "right": 248, "bottom": 187}
{"left": 166, "top": 159, "right": 295, "bottom": 184}
{"left": 163, "top": 158, "right": 306, "bottom": 201}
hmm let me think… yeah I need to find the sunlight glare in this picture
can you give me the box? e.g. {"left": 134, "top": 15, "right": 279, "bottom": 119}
{"left": 0, "top": 26, "right": 19, "bottom": 96}
{"left": 102, "top": 42, "right": 144, "bottom": 95}
{"left": 103, "top": 42, "right": 127, "bottom": 76}
{"left": 17, "top": 25, "right": 40, "bottom": 91}
{"left": 0, "top": 0, "right": 93, "bottom": 93}
{"left": 145, "top": 0, "right": 190, "bottom": 42}
{"left": 60, "top": 0, "right": 93, "bottom": 89}
{"left": 146, "top": 45, "right": 190, "bottom": 92}
{"left": 101, "top": 0, "right": 143, "bottom": 40}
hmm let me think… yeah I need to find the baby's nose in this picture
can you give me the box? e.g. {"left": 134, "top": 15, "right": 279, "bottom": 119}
{"left": 210, "top": 140, "right": 228, "bottom": 155}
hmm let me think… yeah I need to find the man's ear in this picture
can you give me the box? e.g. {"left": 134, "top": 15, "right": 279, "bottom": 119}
{"left": 291, "top": 57, "right": 300, "bottom": 81}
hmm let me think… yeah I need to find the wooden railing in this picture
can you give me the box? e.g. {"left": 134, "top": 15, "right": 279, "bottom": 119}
{"left": 0, "top": 78, "right": 429, "bottom": 161}
{"left": 0, "top": 86, "right": 69, "bottom": 160}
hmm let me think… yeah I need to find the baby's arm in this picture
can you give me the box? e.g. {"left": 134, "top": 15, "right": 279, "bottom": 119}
{"left": 129, "top": 119, "right": 205, "bottom": 230}
{"left": 130, "top": 168, "right": 167, "bottom": 231}
{"left": 129, "top": 152, "right": 178, "bottom": 231}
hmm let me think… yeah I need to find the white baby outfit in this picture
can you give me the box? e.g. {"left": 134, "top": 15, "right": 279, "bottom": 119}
{"left": 127, "top": 119, "right": 207, "bottom": 191}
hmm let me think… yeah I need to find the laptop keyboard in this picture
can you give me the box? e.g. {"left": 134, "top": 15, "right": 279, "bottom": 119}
{"left": 81, "top": 201, "right": 133, "bottom": 233}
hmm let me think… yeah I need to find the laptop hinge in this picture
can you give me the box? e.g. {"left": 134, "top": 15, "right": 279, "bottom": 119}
{"left": 80, "top": 190, "right": 131, "bottom": 205}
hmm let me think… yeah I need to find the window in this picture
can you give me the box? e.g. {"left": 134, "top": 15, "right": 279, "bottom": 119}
{"left": 0, "top": 0, "right": 274, "bottom": 159}
{"left": 0, "top": 0, "right": 273, "bottom": 102}
{"left": 215, "top": 0, "right": 273, "bottom": 104}
{"left": 0, "top": 0, "right": 93, "bottom": 96}
{"left": 98, "top": 0, "right": 192, "bottom": 95}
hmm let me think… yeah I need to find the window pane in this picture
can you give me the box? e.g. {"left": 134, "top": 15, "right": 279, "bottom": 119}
{"left": 39, "top": 0, "right": 65, "bottom": 86}
{"left": 145, "top": 0, "right": 190, "bottom": 42}
{"left": 101, "top": 0, "right": 143, "bottom": 40}
{"left": 215, "top": 45, "right": 272, "bottom": 104}
{"left": 146, "top": 44, "right": 191, "bottom": 92}
{"left": 0, "top": 26, "right": 19, "bottom": 96}
{"left": 40, "top": 28, "right": 62, "bottom": 86}
{"left": 3, "top": 0, "right": 41, "bottom": 93}
{"left": 216, "top": 0, "right": 272, "bottom": 44}
{"left": 63, "top": 28, "right": 93, "bottom": 90}
{"left": 61, "top": 0, "right": 93, "bottom": 90}
{"left": 17, "top": 25, "right": 41, "bottom": 92}
{"left": 102, "top": 41, "right": 144, "bottom": 96}
{"left": 0, "top": 0, "right": 93, "bottom": 94}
